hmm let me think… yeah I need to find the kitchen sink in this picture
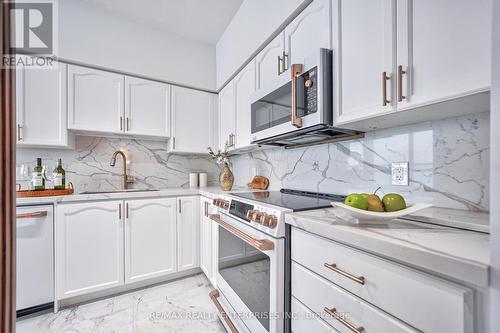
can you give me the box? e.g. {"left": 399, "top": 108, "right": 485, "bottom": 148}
{"left": 79, "top": 189, "right": 160, "bottom": 195}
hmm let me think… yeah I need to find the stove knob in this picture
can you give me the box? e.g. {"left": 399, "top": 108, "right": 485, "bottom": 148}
{"left": 222, "top": 200, "right": 230, "bottom": 209}
{"left": 268, "top": 215, "right": 278, "bottom": 229}
{"left": 246, "top": 210, "right": 255, "bottom": 221}
{"left": 252, "top": 211, "right": 262, "bottom": 223}
{"left": 212, "top": 198, "right": 218, "bottom": 206}
{"left": 261, "top": 213, "right": 272, "bottom": 226}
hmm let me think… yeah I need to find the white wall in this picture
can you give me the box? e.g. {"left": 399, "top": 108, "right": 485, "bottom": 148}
{"left": 59, "top": 0, "right": 216, "bottom": 91}
{"left": 490, "top": 0, "right": 500, "bottom": 330}
{"left": 216, "top": 0, "right": 310, "bottom": 89}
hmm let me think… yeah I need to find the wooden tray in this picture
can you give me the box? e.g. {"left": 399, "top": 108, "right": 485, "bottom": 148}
{"left": 16, "top": 182, "right": 74, "bottom": 198}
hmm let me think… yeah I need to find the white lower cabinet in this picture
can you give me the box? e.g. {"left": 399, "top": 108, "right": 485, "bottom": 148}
{"left": 200, "top": 197, "right": 215, "bottom": 285}
{"left": 56, "top": 201, "right": 124, "bottom": 299}
{"left": 291, "top": 297, "right": 339, "bottom": 333}
{"left": 125, "top": 198, "right": 177, "bottom": 283}
{"left": 177, "top": 196, "right": 200, "bottom": 271}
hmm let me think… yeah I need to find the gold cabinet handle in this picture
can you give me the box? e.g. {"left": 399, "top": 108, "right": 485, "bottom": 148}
{"left": 125, "top": 202, "right": 129, "bottom": 219}
{"left": 291, "top": 63, "right": 303, "bottom": 128}
{"left": 16, "top": 211, "right": 48, "bottom": 219}
{"left": 118, "top": 203, "right": 122, "bottom": 220}
{"left": 17, "top": 124, "right": 22, "bottom": 141}
{"left": 398, "top": 65, "right": 407, "bottom": 102}
{"left": 278, "top": 55, "right": 282, "bottom": 75}
{"left": 126, "top": 117, "right": 130, "bottom": 131}
{"left": 209, "top": 290, "right": 239, "bottom": 333}
{"left": 324, "top": 307, "right": 364, "bottom": 333}
{"left": 204, "top": 202, "right": 209, "bottom": 217}
{"left": 324, "top": 263, "right": 365, "bottom": 285}
{"left": 120, "top": 116, "right": 123, "bottom": 131}
{"left": 382, "top": 71, "right": 390, "bottom": 106}
{"left": 209, "top": 214, "right": 274, "bottom": 251}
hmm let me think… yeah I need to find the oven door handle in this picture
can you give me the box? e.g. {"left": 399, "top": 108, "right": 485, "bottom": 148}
{"left": 291, "top": 63, "right": 303, "bottom": 128}
{"left": 209, "top": 290, "right": 239, "bottom": 333}
{"left": 209, "top": 214, "right": 274, "bottom": 251}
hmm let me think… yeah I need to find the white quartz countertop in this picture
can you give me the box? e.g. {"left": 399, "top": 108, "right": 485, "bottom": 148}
{"left": 15, "top": 186, "right": 248, "bottom": 206}
{"left": 285, "top": 208, "right": 490, "bottom": 287}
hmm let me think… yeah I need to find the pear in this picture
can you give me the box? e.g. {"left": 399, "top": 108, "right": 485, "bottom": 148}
{"left": 366, "top": 194, "right": 385, "bottom": 212}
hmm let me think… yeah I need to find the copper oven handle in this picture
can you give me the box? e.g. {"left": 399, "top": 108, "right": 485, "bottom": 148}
{"left": 16, "top": 211, "right": 48, "bottom": 219}
{"left": 324, "top": 263, "right": 365, "bottom": 285}
{"left": 382, "top": 71, "right": 390, "bottom": 106}
{"left": 397, "top": 65, "right": 407, "bottom": 102}
{"left": 291, "top": 63, "right": 303, "bottom": 128}
{"left": 324, "top": 307, "right": 364, "bottom": 333}
{"left": 210, "top": 290, "right": 239, "bottom": 333}
{"left": 209, "top": 214, "right": 274, "bottom": 251}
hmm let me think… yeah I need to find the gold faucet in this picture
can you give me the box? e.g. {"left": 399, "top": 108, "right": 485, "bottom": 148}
{"left": 110, "top": 150, "right": 134, "bottom": 190}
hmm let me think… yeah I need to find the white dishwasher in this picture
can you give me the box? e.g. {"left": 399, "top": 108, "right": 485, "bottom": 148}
{"left": 16, "top": 205, "right": 54, "bottom": 315}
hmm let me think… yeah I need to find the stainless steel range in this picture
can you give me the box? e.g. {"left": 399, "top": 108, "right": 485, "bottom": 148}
{"left": 208, "top": 189, "right": 345, "bottom": 333}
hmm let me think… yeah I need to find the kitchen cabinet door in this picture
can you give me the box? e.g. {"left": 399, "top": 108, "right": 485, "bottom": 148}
{"left": 218, "top": 81, "right": 236, "bottom": 151}
{"left": 333, "top": 0, "right": 395, "bottom": 126}
{"left": 256, "top": 32, "right": 285, "bottom": 90}
{"left": 177, "top": 196, "right": 200, "bottom": 272}
{"left": 171, "top": 86, "right": 217, "bottom": 153}
{"left": 16, "top": 63, "right": 74, "bottom": 148}
{"left": 284, "top": 0, "right": 332, "bottom": 68}
{"left": 124, "top": 77, "right": 170, "bottom": 138}
{"left": 396, "top": 0, "right": 491, "bottom": 110}
{"left": 68, "top": 65, "right": 125, "bottom": 134}
{"left": 234, "top": 60, "right": 256, "bottom": 150}
{"left": 56, "top": 201, "right": 124, "bottom": 299}
{"left": 124, "top": 198, "right": 177, "bottom": 284}
{"left": 200, "top": 197, "right": 213, "bottom": 282}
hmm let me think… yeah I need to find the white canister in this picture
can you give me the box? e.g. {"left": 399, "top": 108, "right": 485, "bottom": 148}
{"left": 199, "top": 172, "right": 208, "bottom": 187}
{"left": 189, "top": 173, "right": 199, "bottom": 188}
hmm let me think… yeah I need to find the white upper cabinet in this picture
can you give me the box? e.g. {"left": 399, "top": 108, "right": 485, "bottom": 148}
{"left": 16, "top": 63, "right": 74, "bottom": 148}
{"left": 68, "top": 65, "right": 124, "bottom": 134}
{"left": 333, "top": 0, "right": 395, "bottom": 125}
{"left": 56, "top": 201, "right": 124, "bottom": 299}
{"left": 218, "top": 81, "right": 236, "bottom": 151}
{"left": 396, "top": 0, "right": 491, "bottom": 110}
{"left": 124, "top": 198, "right": 177, "bottom": 284}
{"left": 124, "top": 77, "right": 170, "bottom": 138}
{"left": 234, "top": 60, "right": 256, "bottom": 150}
{"left": 256, "top": 32, "right": 285, "bottom": 90}
{"left": 285, "top": 0, "right": 332, "bottom": 67}
{"left": 170, "top": 86, "right": 217, "bottom": 154}
{"left": 333, "top": 0, "right": 491, "bottom": 130}
{"left": 177, "top": 196, "right": 199, "bottom": 272}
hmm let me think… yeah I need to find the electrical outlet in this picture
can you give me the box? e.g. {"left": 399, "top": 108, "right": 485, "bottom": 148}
{"left": 391, "top": 162, "right": 409, "bottom": 186}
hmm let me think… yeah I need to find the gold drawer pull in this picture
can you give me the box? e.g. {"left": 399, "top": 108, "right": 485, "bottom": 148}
{"left": 382, "top": 71, "right": 390, "bottom": 106}
{"left": 324, "top": 263, "right": 365, "bottom": 285}
{"left": 324, "top": 307, "right": 364, "bottom": 333}
{"left": 210, "top": 290, "right": 239, "bottom": 333}
{"left": 16, "top": 211, "right": 48, "bottom": 219}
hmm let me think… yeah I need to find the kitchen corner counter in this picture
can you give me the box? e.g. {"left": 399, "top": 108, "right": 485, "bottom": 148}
{"left": 15, "top": 186, "right": 255, "bottom": 206}
{"left": 285, "top": 208, "right": 490, "bottom": 287}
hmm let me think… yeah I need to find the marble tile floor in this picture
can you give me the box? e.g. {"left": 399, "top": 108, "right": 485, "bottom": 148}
{"left": 17, "top": 274, "right": 225, "bottom": 333}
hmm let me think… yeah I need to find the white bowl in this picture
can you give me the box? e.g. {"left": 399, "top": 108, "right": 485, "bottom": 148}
{"left": 330, "top": 202, "right": 432, "bottom": 221}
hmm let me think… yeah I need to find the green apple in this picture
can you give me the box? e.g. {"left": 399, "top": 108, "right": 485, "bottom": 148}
{"left": 344, "top": 194, "right": 369, "bottom": 210}
{"left": 382, "top": 193, "right": 407, "bottom": 212}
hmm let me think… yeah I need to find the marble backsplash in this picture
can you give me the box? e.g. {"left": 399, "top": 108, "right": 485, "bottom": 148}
{"left": 230, "top": 112, "right": 490, "bottom": 212}
{"left": 16, "top": 136, "right": 221, "bottom": 192}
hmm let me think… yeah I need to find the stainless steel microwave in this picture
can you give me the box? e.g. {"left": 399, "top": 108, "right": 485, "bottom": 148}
{"left": 250, "top": 48, "right": 361, "bottom": 148}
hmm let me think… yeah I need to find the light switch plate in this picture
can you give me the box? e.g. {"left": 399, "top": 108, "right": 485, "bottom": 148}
{"left": 391, "top": 162, "right": 409, "bottom": 186}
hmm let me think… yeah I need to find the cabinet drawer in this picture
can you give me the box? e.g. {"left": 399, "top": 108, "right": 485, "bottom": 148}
{"left": 292, "top": 262, "right": 417, "bottom": 333}
{"left": 292, "top": 297, "right": 339, "bottom": 333}
{"left": 292, "top": 228, "right": 473, "bottom": 333}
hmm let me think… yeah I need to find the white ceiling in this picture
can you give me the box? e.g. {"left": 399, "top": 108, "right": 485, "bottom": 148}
{"left": 82, "top": 0, "right": 243, "bottom": 45}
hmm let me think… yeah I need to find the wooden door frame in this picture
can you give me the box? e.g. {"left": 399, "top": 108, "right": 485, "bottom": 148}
{"left": 1, "top": 0, "right": 16, "bottom": 332}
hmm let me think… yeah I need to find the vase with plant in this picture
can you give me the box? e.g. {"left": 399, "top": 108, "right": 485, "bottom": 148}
{"left": 207, "top": 144, "right": 234, "bottom": 191}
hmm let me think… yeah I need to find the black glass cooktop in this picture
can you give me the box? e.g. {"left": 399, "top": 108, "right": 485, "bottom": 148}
{"left": 231, "top": 189, "right": 345, "bottom": 212}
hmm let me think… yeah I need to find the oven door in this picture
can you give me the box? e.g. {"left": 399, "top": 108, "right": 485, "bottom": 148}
{"left": 250, "top": 48, "right": 332, "bottom": 143}
{"left": 210, "top": 212, "right": 284, "bottom": 333}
